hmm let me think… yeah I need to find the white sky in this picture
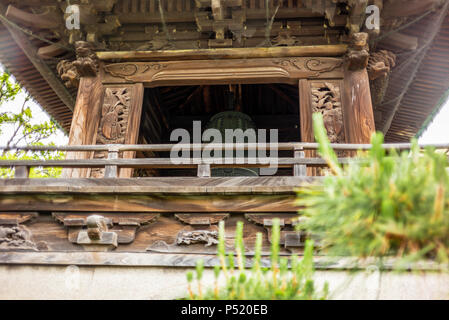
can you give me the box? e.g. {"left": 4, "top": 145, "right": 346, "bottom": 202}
{"left": 0, "top": 89, "right": 68, "bottom": 146}
{"left": 418, "top": 97, "right": 449, "bottom": 144}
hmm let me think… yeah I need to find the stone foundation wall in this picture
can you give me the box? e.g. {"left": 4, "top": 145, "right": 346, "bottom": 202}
{"left": 1, "top": 265, "right": 449, "bottom": 300}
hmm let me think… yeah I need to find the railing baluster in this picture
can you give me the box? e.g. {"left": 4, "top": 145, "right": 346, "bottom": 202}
{"left": 293, "top": 147, "right": 307, "bottom": 177}
{"left": 14, "top": 166, "right": 29, "bottom": 178}
{"left": 104, "top": 148, "right": 119, "bottom": 178}
{"left": 197, "top": 164, "right": 211, "bottom": 177}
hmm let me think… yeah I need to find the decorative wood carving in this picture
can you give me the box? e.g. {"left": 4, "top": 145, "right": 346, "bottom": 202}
{"left": 176, "top": 230, "right": 219, "bottom": 247}
{"left": 0, "top": 213, "right": 40, "bottom": 251}
{"left": 102, "top": 57, "right": 345, "bottom": 86}
{"left": 310, "top": 81, "right": 345, "bottom": 144}
{"left": 57, "top": 41, "right": 100, "bottom": 88}
{"left": 299, "top": 79, "right": 345, "bottom": 176}
{"left": 368, "top": 50, "right": 396, "bottom": 107}
{"left": 91, "top": 87, "right": 131, "bottom": 178}
{"left": 0, "top": 225, "right": 38, "bottom": 251}
{"left": 72, "top": 41, "right": 100, "bottom": 77}
{"left": 98, "top": 88, "right": 130, "bottom": 144}
{"left": 53, "top": 212, "right": 159, "bottom": 246}
{"left": 90, "top": 84, "right": 143, "bottom": 178}
{"left": 346, "top": 32, "right": 370, "bottom": 71}
{"left": 56, "top": 60, "right": 79, "bottom": 88}
{"left": 367, "top": 50, "right": 396, "bottom": 81}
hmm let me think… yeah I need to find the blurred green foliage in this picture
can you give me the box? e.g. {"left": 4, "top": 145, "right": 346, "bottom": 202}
{"left": 185, "top": 219, "right": 328, "bottom": 300}
{"left": 297, "top": 113, "right": 449, "bottom": 264}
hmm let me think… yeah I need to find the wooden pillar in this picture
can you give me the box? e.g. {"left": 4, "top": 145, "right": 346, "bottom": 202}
{"left": 342, "top": 68, "right": 375, "bottom": 144}
{"left": 61, "top": 42, "right": 145, "bottom": 179}
{"left": 341, "top": 33, "right": 376, "bottom": 144}
{"left": 299, "top": 79, "right": 315, "bottom": 176}
{"left": 63, "top": 76, "right": 104, "bottom": 178}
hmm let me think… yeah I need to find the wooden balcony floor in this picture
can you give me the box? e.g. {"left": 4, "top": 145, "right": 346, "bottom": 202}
{"left": 0, "top": 177, "right": 318, "bottom": 213}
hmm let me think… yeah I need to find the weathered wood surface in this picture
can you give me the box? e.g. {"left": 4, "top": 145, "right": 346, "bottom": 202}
{"left": 97, "top": 45, "right": 348, "bottom": 61}
{"left": 342, "top": 68, "right": 376, "bottom": 144}
{"left": 63, "top": 76, "right": 104, "bottom": 178}
{"left": 0, "top": 177, "right": 316, "bottom": 194}
{"left": 102, "top": 57, "right": 345, "bottom": 86}
{"left": 88, "top": 84, "right": 144, "bottom": 178}
{"left": 245, "top": 213, "right": 299, "bottom": 226}
{"left": 299, "top": 79, "right": 318, "bottom": 176}
{"left": 53, "top": 212, "right": 160, "bottom": 245}
{"left": 0, "top": 194, "right": 298, "bottom": 213}
{"left": 0, "top": 213, "right": 37, "bottom": 225}
{"left": 0, "top": 214, "right": 285, "bottom": 255}
{"left": 175, "top": 214, "right": 229, "bottom": 225}
{"left": 5, "top": 4, "right": 61, "bottom": 31}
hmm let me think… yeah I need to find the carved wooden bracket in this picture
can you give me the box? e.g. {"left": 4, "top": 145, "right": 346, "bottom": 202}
{"left": 57, "top": 60, "right": 80, "bottom": 88}
{"left": 346, "top": 32, "right": 370, "bottom": 71}
{"left": 102, "top": 57, "right": 344, "bottom": 86}
{"left": 367, "top": 50, "right": 396, "bottom": 81}
{"left": 53, "top": 213, "right": 159, "bottom": 247}
{"left": 57, "top": 41, "right": 100, "bottom": 88}
{"left": 0, "top": 213, "right": 40, "bottom": 251}
{"left": 72, "top": 41, "right": 100, "bottom": 76}
{"left": 245, "top": 213, "right": 305, "bottom": 252}
{"left": 77, "top": 215, "right": 118, "bottom": 248}
{"left": 368, "top": 50, "right": 396, "bottom": 107}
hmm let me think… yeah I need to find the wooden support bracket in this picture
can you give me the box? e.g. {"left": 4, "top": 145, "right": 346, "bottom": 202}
{"left": 53, "top": 213, "right": 159, "bottom": 248}
{"left": 245, "top": 213, "right": 304, "bottom": 252}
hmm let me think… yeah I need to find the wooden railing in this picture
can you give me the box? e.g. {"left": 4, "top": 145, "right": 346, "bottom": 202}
{"left": 1, "top": 142, "right": 448, "bottom": 179}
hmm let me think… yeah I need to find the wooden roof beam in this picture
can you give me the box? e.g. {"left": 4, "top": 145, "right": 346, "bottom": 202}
{"left": 5, "top": 4, "right": 62, "bottom": 30}
{"left": 96, "top": 44, "right": 348, "bottom": 61}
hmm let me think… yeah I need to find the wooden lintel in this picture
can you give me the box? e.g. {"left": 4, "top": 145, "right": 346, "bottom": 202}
{"left": 96, "top": 45, "right": 348, "bottom": 62}
{"left": 101, "top": 57, "right": 344, "bottom": 86}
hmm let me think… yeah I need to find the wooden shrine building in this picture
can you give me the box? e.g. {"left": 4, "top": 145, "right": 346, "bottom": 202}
{"left": 0, "top": 0, "right": 448, "bottom": 299}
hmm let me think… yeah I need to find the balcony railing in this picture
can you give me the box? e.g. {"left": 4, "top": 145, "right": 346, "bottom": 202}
{"left": 1, "top": 142, "right": 448, "bottom": 179}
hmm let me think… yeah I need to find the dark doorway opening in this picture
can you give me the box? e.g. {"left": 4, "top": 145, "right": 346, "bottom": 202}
{"left": 137, "top": 84, "right": 301, "bottom": 177}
